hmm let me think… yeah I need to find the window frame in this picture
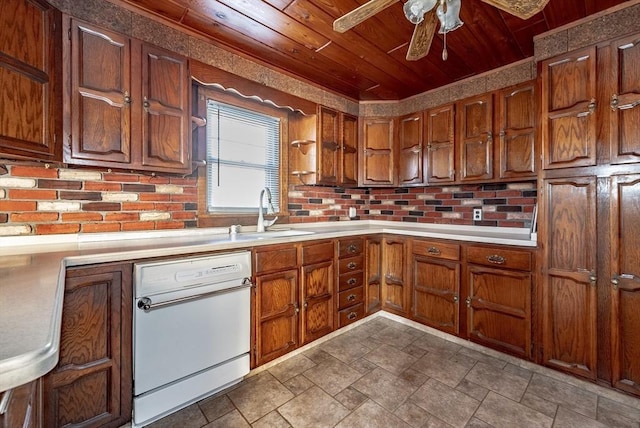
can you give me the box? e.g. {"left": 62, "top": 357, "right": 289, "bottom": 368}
{"left": 195, "top": 85, "right": 289, "bottom": 228}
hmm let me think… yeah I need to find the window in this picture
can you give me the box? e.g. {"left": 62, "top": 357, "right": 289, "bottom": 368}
{"left": 205, "top": 99, "right": 283, "bottom": 213}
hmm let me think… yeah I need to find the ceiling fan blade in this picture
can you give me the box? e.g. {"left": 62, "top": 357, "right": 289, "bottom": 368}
{"left": 481, "top": 0, "right": 550, "bottom": 20}
{"left": 333, "top": 0, "right": 399, "bottom": 33}
{"left": 406, "top": 9, "right": 437, "bottom": 61}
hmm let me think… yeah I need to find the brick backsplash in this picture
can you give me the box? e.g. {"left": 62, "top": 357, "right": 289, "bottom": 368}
{"left": 0, "top": 164, "right": 198, "bottom": 236}
{"left": 288, "top": 182, "right": 537, "bottom": 228}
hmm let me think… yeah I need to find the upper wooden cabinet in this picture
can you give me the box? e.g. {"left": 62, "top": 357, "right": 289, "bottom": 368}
{"left": 0, "top": 0, "right": 61, "bottom": 162}
{"left": 289, "top": 106, "right": 358, "bottom": 187}
{"left": 425, "top": 103, "right": 456, "bottom": 184}
{"left": 457, "top": 93, "right": 494, "bottom": 182}
{"left": 398, "top": 112, "right": 424, "bottom": 186}
{"left": 360, "top": 117, "right": 395, "bottom": 186}
{"left": 64, "top": 19, "right": 191, "bottom": 174}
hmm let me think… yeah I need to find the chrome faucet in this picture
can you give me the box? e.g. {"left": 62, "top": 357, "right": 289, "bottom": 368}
{"left": 257, "top": 187, "right": 278, "bottom": 232}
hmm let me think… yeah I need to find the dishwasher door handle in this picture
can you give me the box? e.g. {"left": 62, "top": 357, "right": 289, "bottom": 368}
{"left": 137, "top": 278, "right": 253, "bottom": 312}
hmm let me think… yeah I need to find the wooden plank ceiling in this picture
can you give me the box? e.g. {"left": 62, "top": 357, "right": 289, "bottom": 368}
{"left": 117, "top": 0, "right": 632, "bottom": 100}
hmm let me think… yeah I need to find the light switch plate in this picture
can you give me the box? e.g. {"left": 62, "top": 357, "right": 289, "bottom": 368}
{"left": 473, "top": 208, "right": 482, "bottom": 221}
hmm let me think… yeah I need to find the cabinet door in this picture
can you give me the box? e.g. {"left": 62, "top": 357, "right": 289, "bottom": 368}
{"left": 255, "top": 269, "right": 299, "bottom": 366}
{"left": 360, "top": 117, "right": 395, "bottom": 186}
{"left": 610, "top": 174, "right": 640, "bottom": 396}
{"left": 0, "top": 379, "right": 40, "bottom": 428}
{"left": 609, "top": 35, "right": 640, "bottom": 165}
{"left": 301, "top": 258, "right": 334, "bottom": 344}
{"left": 139, "top": 43, "right": 191, "bottom": 173}
{"left": 43, "top": 263, "right": 132, "bottom": 427}
{"left": 340, "top": 113, "right": 358, "bottom": 186}
{"left": 318, "top": 106, "right": 340, "bottom": 185}
{"left": 425, "top": 104, "right": 455, "bottom": 184}
{"left": 67, "top": 20, "right": 131, "bottom": 165}
{"left": 381, "top": 237, "right": 409, "bottom": 315}
{"left": 467, "top": 266, "right": 531, "bottom": 359}
{"left": 541, "top": 47, "right": 597, "bottom": 169}
{"left": 398, "top": 113, "right": 424, "bottom": 186}
{"left": 412, "top": 256, "right": 460, "bottom": 335}
{"left": 457, "top": 93, "right": 493, "bottom": 181}
{"left": 365, "top": 237, "right": 382, "bottom": 313}
{"left": 0, "top": 0, "right": 61, "bottom": 161}
{"left": 498, "top": 82, "right": 536, "bottom": 178}
{"left": 541, "top": 177, "right": 598, "bottom": 379}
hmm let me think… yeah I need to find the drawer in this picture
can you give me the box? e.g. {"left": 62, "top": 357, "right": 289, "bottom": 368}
{"left": 254, "top": 245, "right": 298, "bottom": 274}
{"left": 301, "top": 240, "right": 334, "bottom": 265}
{"left": 338, "top": 286, "right": 364, "bottom": 309}
{"left": 338, "top": 255, "right": 363, "bottom": 273}
{"left": 338, "top": 303, "right": 364, "bottom": 327}
{"left": 339, "top": 237, "right": 363, "bottom": 258}
{"left": 412, "top": 240, "right": 460, "bottom": 261}
{"left": 338, "top": 271, "right": 363, "bottom": 291}
{"left": 466, "top": 245, "right": 533, "bottom": 271}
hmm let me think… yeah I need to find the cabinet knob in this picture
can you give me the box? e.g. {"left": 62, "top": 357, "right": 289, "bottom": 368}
{"left": 465, "top": 296, "right": 471, "bottom": 307}
{"left": 487, "top": 131, "right": 493, "bottom": 143}
{"left": 347, "top": 244, "right": 357, "bottom": 253}
{"left": 304, "top": 301, "right": 308, "bottom": 308}
{"left": 427, "top": 247, "right": 441, "bottom": 255}
{"left": 486, "top": 255, "right": 506, "bottom": 265}
{"left": 294, "top": 303, "right": 300, "bottom": 314}
{"left": 143, "top": 97, "right": 150, "bottom": 109}
{"left": 123, "top": 91, "right": 131, "bottom": 105}
{"left": 347, "top": 262, "right": 357, "bottom": 270}
{"left": 453, "top": 295, "right": 459, "bottom": 303}
{"left": 347, "top": 312, "right": 358, "bottom": 320}
{"left": 347, "top": 294, "right": 356, "bottom": 301}
{"left": 611, "top": 276, "right": 619, "bottom": 288}
{"left": 589, "top": 272, "right": 597, "bottom": 286}
{"left": 347, "top": 277, "right": 357, "bottom": 286}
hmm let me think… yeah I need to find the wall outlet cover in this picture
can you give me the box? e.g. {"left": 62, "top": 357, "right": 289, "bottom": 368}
{"left": 473, "top": 208, "right": 482, "bottom": 221}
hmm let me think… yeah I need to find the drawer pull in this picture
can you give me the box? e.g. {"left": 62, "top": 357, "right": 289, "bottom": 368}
{"left": 427, "top": 247, "right": 441, "bottom": 255}
{"left": 347, "top": 293, "right": 357, "bottom": 301}
{"left": 347, "top": 262, "right": 357, "bottom": 270}
{"left": 486, "top": 255, "right": 506, "bottom": 265}
{"left": 347, "top": 278, "right": 357, "bottom": 286}
{"left": 347, "top": 244, "right": 358, "bottom": 253}
{"left": 347, "top": 311, "right": 358, "bottom": 320}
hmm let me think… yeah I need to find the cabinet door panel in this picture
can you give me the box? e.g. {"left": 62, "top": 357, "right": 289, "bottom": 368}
{"left": 542, "top": 177, "right": 597, "bottom": 379}
{"left": 458, "top": 94, "right": 493, "bottom": 181}
{"left": 361, "top": 118, "right": 395, "bottom": 186}
{"left": 301, "top": 261, "right": 334, "bottom": 344}
{"left": 610, "top": 35, "right": 640, "bottom": 165}
{"left": 318, "top": 106, "right": 340, "bottom": 185}
{"left": 366, "top": 237, "right": 382, "bottom": 313}
{"left": 382, "top": 237, "right": 408, "bottom": 315}
{"left": 412, "top": 257, "right": 459, "bottom": 335}
{"left": 541, "top": 47, "right": 597, "bottom": 169}
{"left": 69, "top": 21, "right": 131, "bottom": 165}
{"left": 341, "top": 113, "right": 358, "bottom": 186}
{"left": 398, "top": 113, "right": 423, "bottom": 186}
{"left": 610, "top": 174, "right": 640, "bottom": 395}
{"left": 140, "top": 43, "right": 190, "bottom": 172}
{"left": 498, "top": 82, "right": 536, "bottom": 178}
{"left": 426, "top": 104, "right": 455, "bottom": 183}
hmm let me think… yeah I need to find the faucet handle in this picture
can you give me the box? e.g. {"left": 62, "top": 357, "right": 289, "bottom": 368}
{"left": 229, "top": 224, "right": 241, "bottom": 234}
{"left": 264, "top": 216, "right": 278, "bottom": 228}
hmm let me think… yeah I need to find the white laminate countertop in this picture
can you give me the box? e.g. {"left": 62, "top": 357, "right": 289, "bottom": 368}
{"left": 0, "top": 220, "right": 536, "bottom": 392}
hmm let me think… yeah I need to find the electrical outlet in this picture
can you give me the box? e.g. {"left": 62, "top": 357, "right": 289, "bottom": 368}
{"left": 473, "top": 208, "right": 482, "bottom": 221}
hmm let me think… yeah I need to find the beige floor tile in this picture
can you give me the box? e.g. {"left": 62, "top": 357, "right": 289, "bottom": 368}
{"left": 411, "top": 350, "right": 471, "bottom": 388}
{"left": 474, "top": 391, "right": 553, "bottom": 428}
{"left": 527, "top": 373, "right": 599, "bottom": 419}
{"left": 520, "top": 391, "right": 558, "bottom": 419}
{"left": 410, "top": 378, "right": 480, "bottom": 428}
{"left": 369, "top": 325, "right": 417, "bottom": 349}
{"left": 334, "top": 386, "right": 369, "bottom": 410}
{"left": 251, "top": 410, "right": 291, "bottom": 428}
{"left": 302, "top": 356, "right": 363, "bottom": 395}
{"left": 227, "top": 372, "right": 294, "bottom": 423}
{"left": 553, "top": 406, "right": 609, "bottom": 428}
{"left": 199, "top": 394, "right": 235, "bottom": 422}
{"left": 455, "top": 378, "right": 489, "bottom": 401}
{"left": 320, "top": 334, "right": 372, "bottom": 364}
{"left": 203, "top": 409, "right": 249, "bottom": 428}
{"left": 282, "top": 374, "right": 314, "bottom": 395}
{"left": 596, "top": 396, "right": 640, "bottom": 428}
{"left": 394, "top": 401, "right": 431, "bottom": 427}
{"left": 364, "top": 343, "right": 417, "bottom": 375}
{"left": 464, "top": 361, "right": 529, "bottom": 401}
{"left": 277, "top": 386, "right": 350, "bottom": 427}
{"left": 335, "top": 400, "right": 411, "bottom": 428}
{"left": 352, "top": 367, "right": 418, "bottom": 411}
{"left": 268, "top": 354, "right": 316, "bottom": 383}
{"left": 146, "top": 403, "right": 208, "bottom": 428}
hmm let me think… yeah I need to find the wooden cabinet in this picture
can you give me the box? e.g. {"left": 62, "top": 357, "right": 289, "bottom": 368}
{"left": 340, "top": 113, "right": 359, "bottom": 186}
{"left": 253, "top": 245, "right": 299, "bottom": 366}
{"left": 0, "top": 379, "right": 40, "bottom": 428}
{"left": 317, "top": 106, "right": 340, "bottom": 185}
{"left": 540, "top": 46, "right": 597, "bottom": 170}
{"left": 381, "top": 236, "right": 409, "bottom": 315}
{"left": 540, "top": 176, "right": 598, "bottom": 379}
{"left": 0, "top": 0, "right": 61, "bottom": 161}
{"left": 425, "top": 104, "right": 456, "bottom": 184}
{"left": 497, "top": 81, "right": 536, "bottom": 179}
{"left": 411, "top": 239, "right": 460, "bottom": 335}
{"left": 466, "top": 245, "right": 533, "bottom": 359}
{"left": 336, "top": 237, "right": 365, "bottom": 327}
{"left": 65, "top": 19, "right": 191, "bottom": 174}
{"left": 300, "top": 240, "right": 335, "bottom": 344}
{"left": 365, "top": 236, "right": 383, "bottom": 314}
{"left": 360, "top": 117, "right": 395, "bottom": 186}
{"left": 457, "top": 93, "right": 494, "bottom": 182}
{"left": 398, "top": 112, "right": 424, "bottom": 186}
{"left": 43, "top": 263, "right": 132, "bottom": 428}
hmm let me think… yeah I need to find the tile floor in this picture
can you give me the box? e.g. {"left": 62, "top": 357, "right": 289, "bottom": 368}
{"left": 141, "top": 315, "right": 640, "bottom": 428}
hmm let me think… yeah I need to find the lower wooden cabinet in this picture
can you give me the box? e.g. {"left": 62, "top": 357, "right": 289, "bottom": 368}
{"left": 381, "top": 236, "right": 410, "bottom": 315}
{"left": 43, "top": 263, "right": 132, "bottom": 428}
{"left": 0, "top": 379, "right": 40, "bottom": 428}
{"left": 300, "top": 241, "right": 335, "bottom": 344}
{"left": 365, "top": 236, "right": 382, "bottom": 313}
{"left": 337, "top": 238, "right": 365, "bottom": 327}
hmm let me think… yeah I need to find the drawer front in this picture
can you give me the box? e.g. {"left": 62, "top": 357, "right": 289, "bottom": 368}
{"left": 339, "top": 238, "right": 364, "bottom": 258}
{"left": 301, "top": 240, "right": 334, "bottom": 265}
{"left": 466, "top": 245, "right": 532, "bottom": 271}
{"left": 338, "top": 272, "right": 363, "bottom": 291}
{"left": 254, "top": 245, "right": 298, "bottom": 274}
{"left": 339, "top": 255, "right": 364, "bottom": 273}
{"left": 338, "top": 303, "right": 364, "bottom": 327}
{"left": 338, "top": 286, "right": 364, "bottom": 309}
{"left": 412, "top": 240, "right": 460, "bottom": 261}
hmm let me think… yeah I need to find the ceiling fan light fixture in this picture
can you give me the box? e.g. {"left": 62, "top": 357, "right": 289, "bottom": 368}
{"left": 437, "top": 0, "right": 463, "bottom": 33}
{"left": 403, "top": 0, "right": 437, "bottom": 25}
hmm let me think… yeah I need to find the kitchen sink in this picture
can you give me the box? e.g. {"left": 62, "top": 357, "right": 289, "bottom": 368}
{"left": 231, "top": 229, "right": 315, "bottom": 240}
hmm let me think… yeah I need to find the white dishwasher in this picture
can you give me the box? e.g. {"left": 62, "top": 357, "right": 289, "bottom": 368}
{"left": 132, "top": 251, "right": 252, "bottom": 427}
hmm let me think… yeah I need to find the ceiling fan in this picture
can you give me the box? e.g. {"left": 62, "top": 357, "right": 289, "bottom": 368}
{"left": 333, "top": 0, "right": 550, "bottom": 61}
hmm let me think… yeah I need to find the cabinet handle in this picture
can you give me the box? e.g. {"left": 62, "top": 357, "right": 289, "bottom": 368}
{"left": 347, "top": 244, "right": 357, "bottom": 253}
{"left": 453, "top": 295, "right": 459, "bottom": 303}
{"left": 578, "top": 98, "right": 596, "bottom": 117}
{"left": 486, "top": 255, "right": 506, "bottom": 265}
{"left": 487, "top": 131, "right": 493, "bottom": 143}
{"left": 347, "top": 293, "right": 357, "bottom": 301}
{"left": 347, "top": 262, "right": 357, "bottom": 270}
{"left": 294, "top": 303, "right": 300, "bottom": 314}
{"left": 611, "top": 94, "right": 619, "bottom": 111}
{"left": 123, "top": 91, "right": 131, "bottom": 105}
{"left": 143, "top": 97, "right": 150, "bottom": 109}
{"left": 347, "top": 312, "right": 358, "bottom": 320}
{"left": 427, "top": 247, "right": 441, "bottom": 255}
{"left": 465, "top": 296, "right": 471, "bottom": 307}
{"left": 610, "top": 93, "right": 640, "bottom": 111}
{"left": 304, "top": 301, "right": 308, "bottom": 308}
{"left": 589, "top": 272, "right": 597, "bottom": 287}
{"left": 611, "top": 276, "right": 619, "bottom": 288}
{"left": 347, "top": 278, "right": 357, "bottom": 286}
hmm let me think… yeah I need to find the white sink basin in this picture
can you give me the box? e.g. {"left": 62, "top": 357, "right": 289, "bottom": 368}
{"left": 231, "top": 229, "right": 315, "bottom": 240}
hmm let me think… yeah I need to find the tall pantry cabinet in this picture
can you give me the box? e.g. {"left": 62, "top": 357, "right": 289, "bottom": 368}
{"left": 539, "top": 32, "right": 640, "bottom": 395}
